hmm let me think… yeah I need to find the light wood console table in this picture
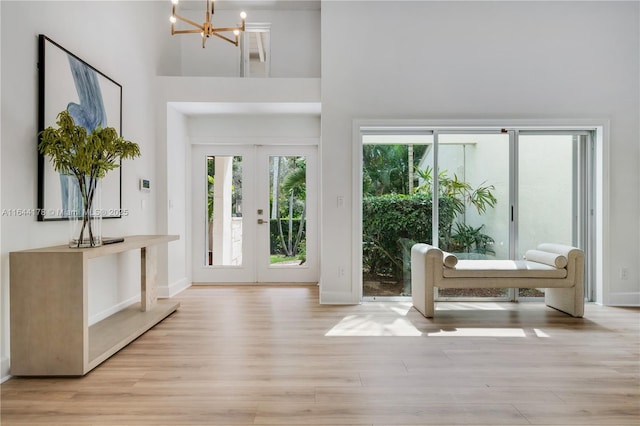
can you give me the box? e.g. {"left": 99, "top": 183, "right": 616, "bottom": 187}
{"left": 9, "top": 235, "right": 180, "bottom": 376}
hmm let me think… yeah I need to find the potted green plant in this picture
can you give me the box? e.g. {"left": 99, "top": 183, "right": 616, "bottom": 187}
{"left": 39, "top": 110, "right": 141, "bottom": 247}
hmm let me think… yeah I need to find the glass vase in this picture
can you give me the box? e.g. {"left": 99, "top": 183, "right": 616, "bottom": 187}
{"left": 68, "top": 175, "right": 102, "bottom": 248}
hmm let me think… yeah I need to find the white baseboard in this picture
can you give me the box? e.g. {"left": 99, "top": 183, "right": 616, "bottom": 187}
{"left": 319, "top": 290, "right": 359, "bottom": 304}
{"left": 158, "top": 277, "right": 191, "bottom": 298}
{"left": 1, "top": 356, "right": 11, "bottom": 383}
{"left": 88, "top": 295, "right": 140, "bottom": 326}
{"left": 607, "top": 292, "right": 640, "bottom": 306}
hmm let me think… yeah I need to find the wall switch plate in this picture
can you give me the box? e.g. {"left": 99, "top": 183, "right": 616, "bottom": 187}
{"left": 620, "top": 267, "right": 629, "bottom": 280}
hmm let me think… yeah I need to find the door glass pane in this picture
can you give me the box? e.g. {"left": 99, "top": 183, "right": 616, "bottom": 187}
{"left": 269, "top": 156, "right": 307, "bottom": 267}
{"left": 435, "top": 133, "right": 510, "bottom": 298}
{"left": 517, "top": 135, "right": 575, "bottom": 297}
{"left": 206, "top": 156, "right": 243, "bottom": 266}
{"left": 361, "top": 135, "right": 434, "bottom": 297}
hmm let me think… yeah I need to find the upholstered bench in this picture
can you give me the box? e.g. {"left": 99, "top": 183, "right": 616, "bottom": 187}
{"left": 411, "top": 243, "right": 585, "bottom": 318}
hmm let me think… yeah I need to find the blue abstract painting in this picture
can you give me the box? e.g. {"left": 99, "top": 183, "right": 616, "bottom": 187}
{"left": 59, "top": 55, "right": 108, "bottom": 213}
{"left": 37, "top": 35, "right": 122, "bottom": 221}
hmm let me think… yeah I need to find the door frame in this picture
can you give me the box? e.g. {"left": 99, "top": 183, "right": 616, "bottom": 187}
{"left": 352, "top": 119, "right": 607, "bottom": 304}
{"left": 191, "top": 144, "right": 318, "bottom": 284}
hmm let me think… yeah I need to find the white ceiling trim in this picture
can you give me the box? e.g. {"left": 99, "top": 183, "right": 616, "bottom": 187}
{"left": 169, "top": 101, "right": 321, "bottom": 115}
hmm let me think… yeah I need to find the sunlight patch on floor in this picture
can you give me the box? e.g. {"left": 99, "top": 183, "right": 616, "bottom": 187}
{"left": 326, "top": 302, "right": 554, "bottom": 337}
{"left": 533, "top": 328, "right": 551, "bottom": 338}
{"left": 325, "top": 314, "right": 422, "bottom": 336}
{"left": 425, "top": 328, "right": 527, "bottom": 337}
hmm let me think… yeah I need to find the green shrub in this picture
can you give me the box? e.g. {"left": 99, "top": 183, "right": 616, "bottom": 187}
{"left": 363, "top": 194, "right": 460, "bottom": 279}
{"left": 363, "top": 194, "right": 420, "bottom": 279}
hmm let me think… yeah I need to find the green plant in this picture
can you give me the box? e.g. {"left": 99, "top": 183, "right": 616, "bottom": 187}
{"left": 450, "top": 223, "right": 495, "bottom": 255}
{"left": 415, "top": 166, "right": 496, "bottom": 252}
{"left": 207, "top": 175, "right": 215, "bottom": 222}
{"left": 39, "top": 110, "right": 140, "bottom": 247}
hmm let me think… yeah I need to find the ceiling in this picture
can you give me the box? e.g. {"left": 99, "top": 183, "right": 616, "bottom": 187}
{"left": 178, "top": 0, "right": 321, "bottom": 11}
{"left": 168, "top": 0, "right": 321, "bottom": 117}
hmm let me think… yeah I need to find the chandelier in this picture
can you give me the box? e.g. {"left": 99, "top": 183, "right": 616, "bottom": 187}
{"left": 170, "top": 0, "right": 247, "bottom": 48}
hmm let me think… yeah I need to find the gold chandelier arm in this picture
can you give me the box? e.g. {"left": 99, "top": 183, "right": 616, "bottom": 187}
{"left": 173, "top": 13, "right": 205, "bottom": 31}
{"left": 173, "top": 29, "right": 206, "bottom": 35}
{"left": 209, "top": 31, "right": 239, "bottom": 46}
{"left": 210, "top": 26, "right": 243, "bottom": 33}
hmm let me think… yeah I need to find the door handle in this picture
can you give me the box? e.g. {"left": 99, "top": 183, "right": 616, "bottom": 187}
{"left": 257, "top": 219, "right": 269, "bottom": 225}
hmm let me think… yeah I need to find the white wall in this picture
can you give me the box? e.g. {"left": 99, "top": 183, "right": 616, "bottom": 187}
{"left": 320, "top": 1, "right": 640, "bottom": 304}
{"left": 0, "top": 0, "right": 5, "bottom": 382}
{"left": 164, "top": 105, "right": 190, "bottom": 296}
{"left": 189, "top": 114, "right": 321, "bottom": 140}
{"left": 155, "top": 77, "right": 321, "bottom": 296}
{"left": 0, "top": 0, "right": 171, "bottom": 379}
{"left": 171, "top": 7, "right": 320, "bottom": 77}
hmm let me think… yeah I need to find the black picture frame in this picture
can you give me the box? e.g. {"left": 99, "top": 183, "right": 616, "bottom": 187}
{"left": 37, "top": 34, "right": 123, "bottom": 221}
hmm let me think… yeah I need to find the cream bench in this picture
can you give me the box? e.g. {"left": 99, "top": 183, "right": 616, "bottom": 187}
{"left": 411, "top": 243, "right": 585, "bottom": 318}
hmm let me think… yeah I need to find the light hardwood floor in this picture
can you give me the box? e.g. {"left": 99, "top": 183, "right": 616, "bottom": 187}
{"left": 2, "top": 285, "right": 639, "bottom": 425}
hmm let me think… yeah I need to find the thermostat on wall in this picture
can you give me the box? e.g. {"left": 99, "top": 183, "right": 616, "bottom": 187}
{"left": 139, "top": 178, "right": 151, "bottom": 192}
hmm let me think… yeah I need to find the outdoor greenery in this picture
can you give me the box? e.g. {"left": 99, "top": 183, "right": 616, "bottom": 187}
{"left": 269, "top": 218, "right": 304, "bottom": 257}
{"left": 414, "top": 165, "right": 497, "bottom": 254}
{"left": 364, "top": 193, "right": 441, "bottom": 279}
{"left": 270, "top": 157, "right": 306, "bottom": 261}
{"left": 363, "top": 144, "right": 427, "bottom": 195}
{"left": 362, "top": 144, "right": 497, "bottom": 283}
{"left": 39, "top": 110, "right": 140, "bottom": 247}
{"left": 206, "top": 155, "right": 306, "bottom": 263}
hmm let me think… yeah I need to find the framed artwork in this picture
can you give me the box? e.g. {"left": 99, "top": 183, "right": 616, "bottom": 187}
{"left": 37, "top": 34, "right": 123, "bottom": 221}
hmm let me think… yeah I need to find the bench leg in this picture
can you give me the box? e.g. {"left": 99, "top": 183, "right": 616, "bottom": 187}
{"left": 411, "top": 271, "right": 429, "bottom": 317}
{"left": 545, "top": 286, "right": 584, "bottom": 318}
{"left": 412, "top": 287, "right": 435, "bottom": 318}
{"left": 411, "top": 247, "right": 435, "bottom": 318}
{"left": 424, "top": 287, "right": 435, "bottom": 318}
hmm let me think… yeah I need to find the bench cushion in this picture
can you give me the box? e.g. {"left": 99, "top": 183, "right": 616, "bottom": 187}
{"left": 525, "top": 249, "right": 568, "bottom": 268}
{"left": 442, "top": 260, "right": 568, "bottom": 279}
{"left": 442, "top": 251, "right": 458, "bottom": 268}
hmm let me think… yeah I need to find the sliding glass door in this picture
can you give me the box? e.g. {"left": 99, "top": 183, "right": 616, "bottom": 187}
{"left": 361, "top": 133, "right": 433, "bottom": 297}
{"left": 516, "top": 131, "right": 592, "bottom": 298}
{"left": 361, "top": 127, "right": 594, "bottom": 301}
{"left": 435, "top": 132, "right": 511, "bottom": 300}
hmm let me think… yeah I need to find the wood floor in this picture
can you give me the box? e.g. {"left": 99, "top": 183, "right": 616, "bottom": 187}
{"left": 2, "top": 285, "right": 639, "bottom": 425}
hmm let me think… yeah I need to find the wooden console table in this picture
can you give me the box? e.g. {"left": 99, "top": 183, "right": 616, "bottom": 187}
{"left": 9, "top": 235, "right": 180, "bottom": 376}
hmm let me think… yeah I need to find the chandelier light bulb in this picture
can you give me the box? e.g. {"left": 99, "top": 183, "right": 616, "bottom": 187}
{"left": 169, "top": 15, "right": 177, "bottom": 24}
{"left": 240, "top": 11, "right": 247, "bottom": 20}
{"left": 171, "top": 0, "right": 179, "bottom": 5}
{"left": 233, "top": 30, "right": 240, "bottom": 36}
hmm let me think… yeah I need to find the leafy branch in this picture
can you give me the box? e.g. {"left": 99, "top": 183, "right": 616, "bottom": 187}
{"left": 39, "top": 110, "right": 141, "bottom": 247}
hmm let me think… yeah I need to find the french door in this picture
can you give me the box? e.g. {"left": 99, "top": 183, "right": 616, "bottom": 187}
{"left": 191, "top": 145, "right": 318, "bottom": 283}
